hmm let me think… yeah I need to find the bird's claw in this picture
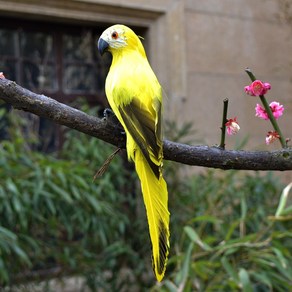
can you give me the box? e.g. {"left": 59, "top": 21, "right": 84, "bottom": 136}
{"left": 103, "top": 108, "right": 125, "bottom": 136}
{"left": 103, "top": 108, "right": 115, "bottom": 119}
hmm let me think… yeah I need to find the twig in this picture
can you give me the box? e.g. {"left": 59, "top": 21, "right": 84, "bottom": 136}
{"left": 219, "top": 98, "right": 229, "bottom": 149}
{"left": 245, "top": 68, "right": 287, "bottom": 148}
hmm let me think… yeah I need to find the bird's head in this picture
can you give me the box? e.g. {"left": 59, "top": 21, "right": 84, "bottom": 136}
{"left": 97, "top": 24, "right": 145, "bottom": 57}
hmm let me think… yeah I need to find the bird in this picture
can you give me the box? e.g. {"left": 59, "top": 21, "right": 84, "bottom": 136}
{"left": 97, "top": 24, "right": 170, "bottom": 282}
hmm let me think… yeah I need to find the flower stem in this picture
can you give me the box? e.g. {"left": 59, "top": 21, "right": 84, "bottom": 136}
{"left": 245, "top": 68, "right": 287, "bottom": 148}
{"left": 219, "top": 98, "right": 229, "bottom": 149}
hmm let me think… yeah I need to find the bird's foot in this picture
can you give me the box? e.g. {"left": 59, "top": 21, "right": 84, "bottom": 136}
{"left": 103, "top": 108, "right": 125, "bottom": 135}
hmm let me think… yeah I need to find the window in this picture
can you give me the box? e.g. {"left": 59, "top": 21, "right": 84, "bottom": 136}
{"left": 0, "top": 17, "right": 112, "bottom": 104}
{"left": 0, "top": 17, "right": 113, "bottom": 151}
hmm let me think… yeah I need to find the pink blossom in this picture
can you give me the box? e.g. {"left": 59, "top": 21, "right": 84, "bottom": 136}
{"left": 0, "top": 72, "right": 5, "bottom": 79}
{"left": 269, "top": 101, "right": 284, "bottom": 119}
{"left": 255, "top": 101, "right": 284, "bottom": 120}
{"left": 265, "top": 131, "right": 280, "bottom": 145}
{"left": 245, "top": 80, "right": 271, "bottom": 96}
{"left": 255, "top": 104, "right": 268, "bottom": 120}
{"left": 225, "top": 117, "right": 240, "bottom": 136}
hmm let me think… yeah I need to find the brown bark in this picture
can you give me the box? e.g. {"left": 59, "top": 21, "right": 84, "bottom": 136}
{"left": 1, "top": 78, "right": 291, "bottom": 171}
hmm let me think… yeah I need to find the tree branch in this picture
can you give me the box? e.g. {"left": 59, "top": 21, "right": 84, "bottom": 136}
{"left": 0, "top": 78, "right": 291, "bottom": 171}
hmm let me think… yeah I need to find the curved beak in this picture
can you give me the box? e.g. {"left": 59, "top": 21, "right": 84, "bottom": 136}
{"left": 98, "top": 37, "right": 109, "bottom": 56}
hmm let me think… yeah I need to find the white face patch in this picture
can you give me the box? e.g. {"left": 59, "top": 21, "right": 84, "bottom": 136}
{"left": 101, "top": 26, "right": 127, "bottom": 49}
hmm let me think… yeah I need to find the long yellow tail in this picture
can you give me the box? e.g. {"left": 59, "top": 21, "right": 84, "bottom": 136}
{"left": 134, "top": 150, "right": 170, "bottom": 282}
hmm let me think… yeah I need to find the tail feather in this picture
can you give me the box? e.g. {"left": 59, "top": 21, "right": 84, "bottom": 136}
{"left": 135, "top": 150, "right": 170, "bottom": 282}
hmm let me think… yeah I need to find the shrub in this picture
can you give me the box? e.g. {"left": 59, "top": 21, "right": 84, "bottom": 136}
{"left": 156, "top": 170, "right": 292, "bottom": 291}
{"left": 0, "top": 108, "right": 291, "bottom": 291}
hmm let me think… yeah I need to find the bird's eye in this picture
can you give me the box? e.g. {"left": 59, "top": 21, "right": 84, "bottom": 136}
{"left": 111, "top": 31, "right": 119, "bottom": 39}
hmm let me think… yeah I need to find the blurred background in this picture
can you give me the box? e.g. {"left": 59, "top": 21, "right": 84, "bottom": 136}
{"left": 0, "top": 0, "right": 292, "bottom": 291}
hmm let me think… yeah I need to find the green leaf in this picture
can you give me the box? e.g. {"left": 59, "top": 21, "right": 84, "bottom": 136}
{"left": 164, "top": 280, "right": 179, "bottom": 292}
{"left": 225, "top": 220, "right": 240, "bottom": 241}
{"left": 184, "top": 226, "right": 212, "bottom": 251}
{"left": 12, "top": 196, "right": 22, "bottom": 213}
{"left": 45, "top": 197, "right": 56, "bottom": 215}
{"left": 0, "top": 186, "right": 5, "bottom": 198}
{"left": 270, "top": 256, "right": 292, "bottom": 280}
{"left": 273, "top": 247, "right": 287, "bottom": 269}
{"left": 279, "top": 205, "right": 292, "bottom": 215}
{"left": 175, "top": 242, "right": 194, "bottom": 286}
{"left": 0, "top": 258, "right": 9, "bottom": 283}
{"left": 46, "top": 180, "right": 73, "bottom": 203}
{"left": 238, "top": 268, "right": 253, "bottom": 292}
{"left": 70, "top": 185, "right": 81, "bottom": 200}
{"left": 190, "top": 215, "right": 222, "bottom": 225}
{"left": 6, "top": 178, "right": 19, "bottom": 195}
{"left": 0, "top": 226, "right": 17, "bottom": 241}
{"left": 275, "top": 182, "right": 292, "bottom": 217}
{"left": 250, "top": 271, "right": 272, "bottom": 289}
{"left": 12, "top": 245, "right": 31, "bottom": 266}
{"left": 221, "top": 256, "right": 238, "bottom": 281}
{"left": 56, "top": 170, "right": 67, "bottom": 187}
{"left": 240, "top": 195, "right": 247, "bottom": 220}
{"left": 72, "top": 174, "right": 90, "bottom": 190}
{"left": 86, "top": 195, "right": 102, "bottom": 213}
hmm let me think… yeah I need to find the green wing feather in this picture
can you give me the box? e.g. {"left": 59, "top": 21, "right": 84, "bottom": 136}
{"left": 119, "top": 97, "right": 162, "bottom": 178}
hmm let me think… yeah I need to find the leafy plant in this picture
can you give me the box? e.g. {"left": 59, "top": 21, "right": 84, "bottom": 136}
{"left": 154, "top": 170, "right": 292, "bottom": 291}
{"left": 0, "top": 107, "right": 151, "bottom": 290}
{"left": 0, "top": 107, "right": 291, "bottom": 291}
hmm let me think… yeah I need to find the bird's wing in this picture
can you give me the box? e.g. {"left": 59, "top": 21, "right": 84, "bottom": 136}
{"left": 118, "top": 96, "right": 163, "bottom": 178}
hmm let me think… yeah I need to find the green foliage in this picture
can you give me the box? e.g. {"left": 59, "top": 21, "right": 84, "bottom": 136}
{"left": 0, "top": 108, "right": 291, "bottom": 291}
{"left": 0, "top": 108, "right": 152, "bottom": 290}
{"left": 155, "top": 170, "right": 292, "bottom": 291}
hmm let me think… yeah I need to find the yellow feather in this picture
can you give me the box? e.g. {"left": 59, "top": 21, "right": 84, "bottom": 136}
{"left": 135, "top": 150, "right": 169, "bottom": 281}
{"left": 98, "top": 24, "right": 170, "bottom": 281}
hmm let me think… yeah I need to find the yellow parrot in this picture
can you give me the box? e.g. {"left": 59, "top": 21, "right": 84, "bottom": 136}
{"left": 98, "top": 24, "right": 170, "bottom": 282}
